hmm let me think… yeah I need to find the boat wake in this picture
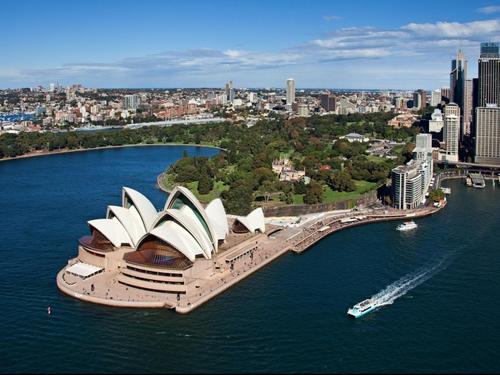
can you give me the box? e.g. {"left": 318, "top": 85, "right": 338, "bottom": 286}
{"left": 372, "top": 257, "right": 448, "bottom": 307}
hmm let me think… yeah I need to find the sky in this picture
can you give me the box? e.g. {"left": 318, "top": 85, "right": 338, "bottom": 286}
{"left": 1, "top": 0, "right": 500, "bottom": 90}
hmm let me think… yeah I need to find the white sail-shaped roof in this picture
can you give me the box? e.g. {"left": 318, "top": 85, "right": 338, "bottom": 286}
{"left": 164, "top": 186, "right": 218, "bottom": 251}
{"left": 122, "top": 187, "right": 157, "bottom": 231}
{"left": 205, "top": 198, "right": 229, "bottom": 241}
{"left": 106, "top": 205, "right": 147, "bottom": 247}
{"left": 151, "top": 208, "right": 214, "bottom": 258}
{"left": 139, "top": 221, "right": 205, "bottom": 262}
{"left": 234, "top": 207, "right": 266, "bottom": 234}
{"left": 88, "top": 217, "right": 132, "bottom": 248}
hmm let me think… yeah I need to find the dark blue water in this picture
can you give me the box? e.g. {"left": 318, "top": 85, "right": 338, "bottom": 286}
{"left": 0, "top": 112, "right": 35, "bottom": 122}
{"left": 1, "top": 147, "right": 499, "bottom": 373}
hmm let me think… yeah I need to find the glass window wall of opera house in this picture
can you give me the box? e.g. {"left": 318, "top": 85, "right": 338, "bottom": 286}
{"left": 60, "top": 185, "right": 266, "bottom": 297}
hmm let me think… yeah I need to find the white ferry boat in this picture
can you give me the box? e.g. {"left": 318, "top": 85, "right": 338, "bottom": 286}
{"left": 396, "top": 221, "right": 418, "bottom": 231}
{"left": 347, "top": 299, "right": 378, "bottom": 318}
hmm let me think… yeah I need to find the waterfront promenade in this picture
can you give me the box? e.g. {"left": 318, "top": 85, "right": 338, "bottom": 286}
{"left": 290, "top": 203, "right": 446, "bottom": 254}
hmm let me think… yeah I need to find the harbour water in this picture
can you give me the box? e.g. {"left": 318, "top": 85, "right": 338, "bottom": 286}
{"left": 0, "top": 146, "right": 499, "bottom": 373}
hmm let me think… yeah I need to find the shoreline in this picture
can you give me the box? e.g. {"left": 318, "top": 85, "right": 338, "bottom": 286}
{"left": 0, "top": 142, "right": 222, "bottom": 163}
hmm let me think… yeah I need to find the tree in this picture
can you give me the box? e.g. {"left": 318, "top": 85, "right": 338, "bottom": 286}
{"left": 327, "top": 171, "right": 356, "bottom": 192}
{"left": 294, "top": 180, "right": 307, "bottom": 195}
{"left": 303, "top": 181, "right": 324, "bottom": 205}
{"left": 221, "top": 182, "right": 253, "bottom": 215}
{"left": 198, "top": 174, "right": 213, "bottom": 195}
{"left": 428, "top": 189, "right": 445, "bottom": 202}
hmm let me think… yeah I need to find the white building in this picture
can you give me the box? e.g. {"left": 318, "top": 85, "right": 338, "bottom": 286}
{"left": 431, "top": 89, "right": 442, "bottom": 106}
{"left": 443, "top": 103, "right": 460, "bottom": 162}
{"left": 391, "top": 134, "right": 434, "bottom": 210}
{"left": 286, "top": 78, "right": 295, "bottom": 105}
{"left": 297, "top": 103, "right": 309, "bottom": 117}
{"left": 391, "top": 161, "right": 425, "bottom": 210}
{"left": 413, "top": 133, "right": 434, "bottom": 197}
{"left": 428, "top": 109, "right": 444, "bottom": 133}
{"left": 123, "top": 94, "right": 140, "bottom": 110}
{"left": 339, "top": 132, "right": 369, "bottom": 143}
{"left": 248, "top": 92, "right": 258, "bottom": 103}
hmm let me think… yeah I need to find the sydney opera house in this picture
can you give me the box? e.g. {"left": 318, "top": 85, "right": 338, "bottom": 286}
{"left": 57, "top": 185, "right": 268, "bottom": 307}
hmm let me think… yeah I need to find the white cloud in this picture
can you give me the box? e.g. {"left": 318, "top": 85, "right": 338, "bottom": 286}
{"left": 402, "top": 20, "right": 500, "bottom": 38}
{"left": 477, "top": 5, "right": 500, "bottom": 14}
{"left": 323, "top": 15, "right": 342, "bottom": 21}
{"left": 2, "top": 18, "right": 497, "bottom": 88}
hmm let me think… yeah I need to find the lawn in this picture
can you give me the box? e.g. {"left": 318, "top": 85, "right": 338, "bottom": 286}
{"left": 161, "top": 173, "right": 228, "bottom": 203}
{"left": 292, "top": 194, "right": 304, "bottom": 204}
{"left": 291, "top": 180, "right": 376, "bottom": 205}
{"left": 185, "top": 180, "right": 229, "bottom": 203}
{"left": 322, "top": 180, "right": 377, "bottom": 203}
{"left": 366, "top": 154, "right": 387, "bottom": 164}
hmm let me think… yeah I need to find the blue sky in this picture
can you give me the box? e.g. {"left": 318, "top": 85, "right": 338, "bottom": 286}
{"left": 1, "top": 0, "right": 500, "bottom": 89}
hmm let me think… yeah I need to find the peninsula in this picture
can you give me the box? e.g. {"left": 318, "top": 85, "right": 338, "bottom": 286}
{"left": 56, "top": 182, "right": 446, "bottom": 313}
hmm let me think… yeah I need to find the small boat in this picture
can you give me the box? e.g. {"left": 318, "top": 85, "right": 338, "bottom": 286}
{"left": 396, "top": 221, "right": 418, "bottom": 231}
{"left": 347, "top": 298, "right": 378, "bottom": 318}
{"left": 473, "top": 181, "right": 485, "bottom": 189}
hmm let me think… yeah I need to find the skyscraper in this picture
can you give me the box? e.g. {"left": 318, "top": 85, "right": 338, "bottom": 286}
{"left": 412, "top": 89, "right": 427, "bottom": 110}
{"left": 450, "top": 50, "right": 467, "bottom": 111}
{"left": 463, "top": 80, "right": 473, "bottom": 137}
{"left": 441, "top": 87, "right": 451, "bottom": 102}
{"left": 412, "top": 91, "right": 420, "bottom": 109}
{"left": 450, "top": 50, "right": 468, "bottom": 142}
{"left": 443, "top": 103, "right": 460, "bottom": 162}
{"left": 225, "top": 80, "right": 234, "bottom": 102}
{"left": 227, "top": 81, "right": 234, "bottom": 101}
{"left": 286, "top": 78, "right": 295, "bottom": 105}
{"left": 475, "top": 104, "right": 500, "bottom": 165}
{"left": 320, "top": 93, "right": 336, "bottom": 112}
{"left": 477, "top": 42, "right": 500, "bottom": 107}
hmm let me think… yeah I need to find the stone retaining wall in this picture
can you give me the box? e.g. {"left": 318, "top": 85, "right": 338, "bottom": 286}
{"left": 262, "top": 190, "right": 378, "bottom": 217}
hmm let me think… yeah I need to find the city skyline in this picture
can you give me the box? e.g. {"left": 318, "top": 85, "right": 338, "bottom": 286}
{"left": 1, "top": 0, "right": 500, "bottom": 89}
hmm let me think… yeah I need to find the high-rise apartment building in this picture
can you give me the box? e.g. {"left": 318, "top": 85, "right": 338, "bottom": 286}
{"left": 123, "top": 94, "right": 140, "bottom": 110}
{"left": 443, "top": 103, "right": 460, "bottom": 162}
{"left": 286, "top": 78, "right": 295, "bottom": 105}
{"left": 475, "top": 104, "right": 500, "bottom": 165}
{"left": 391, "top": 162, "right": 424, "bottom": 210}
{"left": 391, "top": 134, "right": 434, "bottom": 210}
{"left": 412, "top": 133, "right": 434, "bottom": 196}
